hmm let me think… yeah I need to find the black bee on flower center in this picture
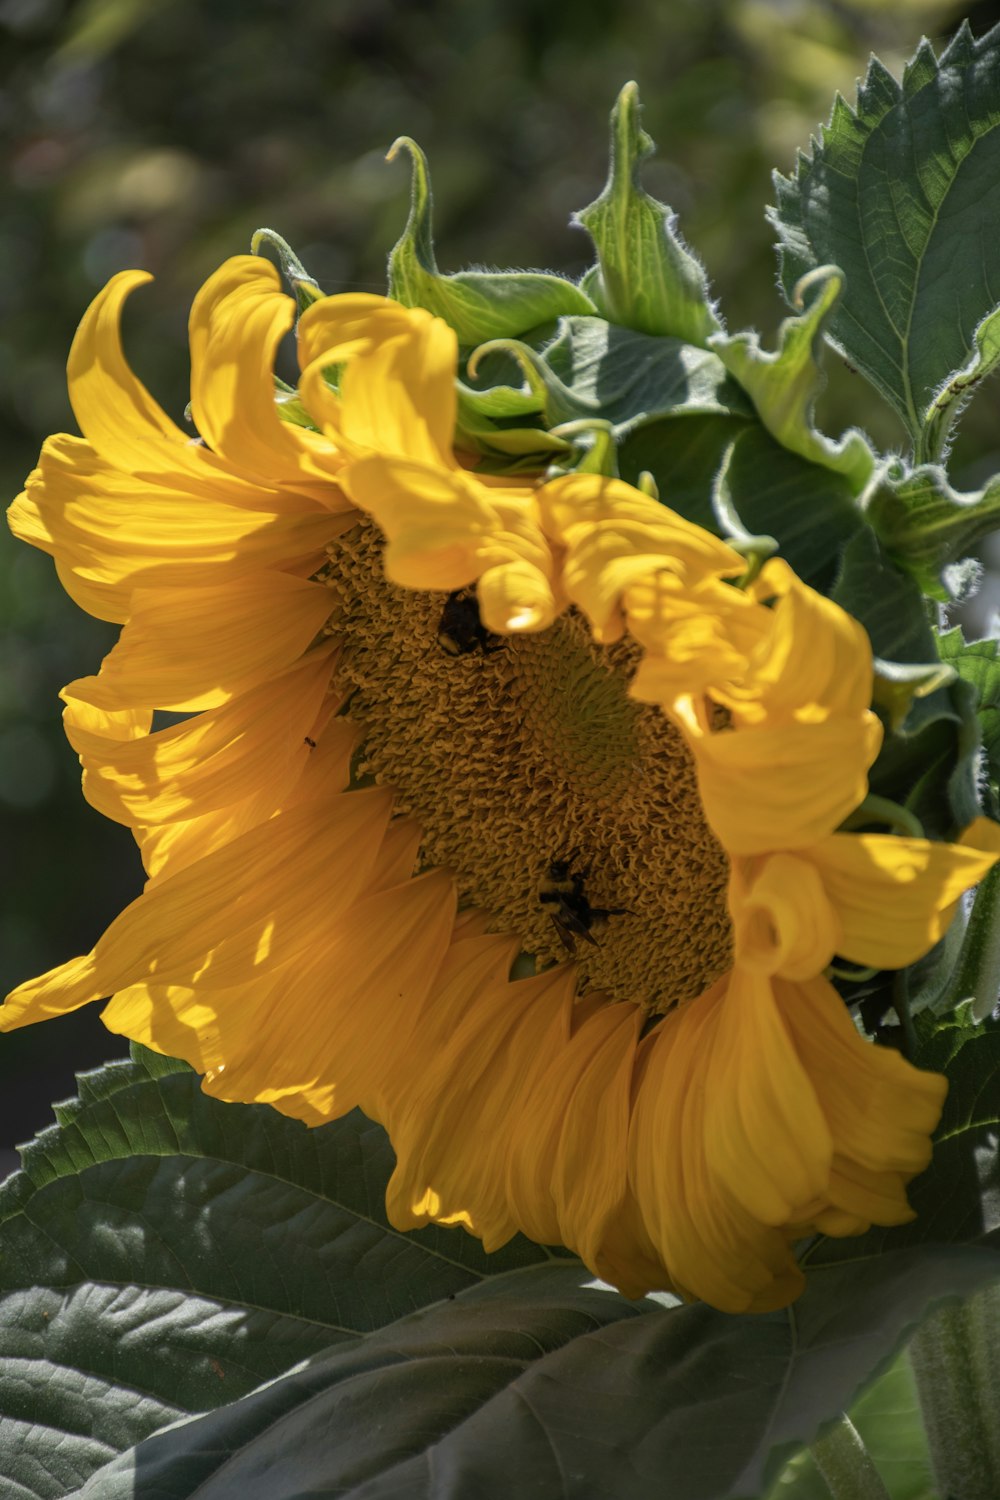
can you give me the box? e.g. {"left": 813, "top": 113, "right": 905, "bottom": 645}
{"left": 436, "top": 589, "right": 505, "bottom": 658}
{"left": 538, "top": 853, "right": 630, "bottom": 953}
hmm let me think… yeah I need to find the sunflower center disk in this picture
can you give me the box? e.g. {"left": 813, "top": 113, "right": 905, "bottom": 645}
{"left": 326, "top": 523, "right": 732, "bottom": 1010}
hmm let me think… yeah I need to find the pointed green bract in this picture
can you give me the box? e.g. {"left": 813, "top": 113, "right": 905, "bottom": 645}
{"left": 387, "top": 137, "right": 595, "bottom": 345}
{"left": 575, "top": 82, "right": 720, "bottom": 345}
{"left": 771, "top": 23, "right": 1000, "bottom": 454}
{"left": 865, "top": 461, "right": 1000, "bottom": 599}
{"left": 251, "top": 228, "right": 323, "bottom": 314}
{"left": 709, "top": 265, "right": 874, "bottom": 492}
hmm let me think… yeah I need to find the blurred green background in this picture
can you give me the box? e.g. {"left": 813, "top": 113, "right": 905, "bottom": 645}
{"left": 2, "top": 0, "right": 996, "bottom": 1157}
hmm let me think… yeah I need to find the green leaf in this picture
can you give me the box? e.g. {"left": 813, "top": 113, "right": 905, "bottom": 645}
{"left": 478, "top": 316, "right": 752, "bottom": 436}
{"left": 619, "top": 412, "right": 749, "bottom": 532}
{"left": 831, "top": 525, "right": 937, "bottom": 665}
{"left": 66, "top": 1248, "right": 1000, "bottom": 1500}
{"left": 865, "top": 461, "right": 1000, "bottom": 600}
{"left": 9, "top": 1038, "right": 1000, "bottom": 1500}
{"left": 0, "top": 1046, "right": 553, "bottom": 1499}
{"left": 832, "top": 527, "right": 981, "bottom": 835}
{"left": 709, "top": 265, "right": 874, "bottom": 491}
{"left": 766, "top": 1351, "right": 934, "bottom": 1500}
{"left": 937, "top": 626, "right": 1000, "bottom": 801}
{"left": 575, "top": 81, "right": 720, "bottom": 344}
{"left": 770, "top": 23, "right": 1000, "bottom": 455}
{"left": 717, "top": 424, "right": 863, "bottom": 594}
{"left": 455, "top": 315, "right": 752, "bottom": 471}
{"left": 387, "top": 137, "right": 595, "bottom": 345}
{"left": 620, "top": 416, "right": 864, "bottom": 595}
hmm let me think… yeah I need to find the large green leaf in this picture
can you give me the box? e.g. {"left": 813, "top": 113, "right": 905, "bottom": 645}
{"left": 0, "top": 1047, "right": 553, "bottom": 1500}
{"left": 8, "top": 1015, "right": 1000, "bottom": 1500}
{"left": 66, "top": 1249, "right": 1000, "bottom": 1500}
{"left": 718, "top": 424, "right": 863, "bottom": 594}
{"left": 771, "top": 22, "right": 1000, "bottom": 456}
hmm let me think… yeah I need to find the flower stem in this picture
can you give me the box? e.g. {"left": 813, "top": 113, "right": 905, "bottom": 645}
{"left": 809, "top": 1415, "right": 891, "bottom": 1500}
{"left": 909, "top": 1286, "right": 1000, "bottom": 1500}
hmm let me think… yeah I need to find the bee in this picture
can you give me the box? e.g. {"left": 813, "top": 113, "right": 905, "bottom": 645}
{"left": 436, "top": 589, "right": 505, "bottom": 658}
{"left": 538, "top": 853, "right": 629, "bottom": 953}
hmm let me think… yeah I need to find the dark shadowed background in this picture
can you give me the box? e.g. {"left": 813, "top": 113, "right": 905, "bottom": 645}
{"left": 3, "top": 0, "right": 997, "bottom": 1161}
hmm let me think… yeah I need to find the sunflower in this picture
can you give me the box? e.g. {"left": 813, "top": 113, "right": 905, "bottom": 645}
{"left": 5, "top": 254, "right": 999, "bottom": 1314}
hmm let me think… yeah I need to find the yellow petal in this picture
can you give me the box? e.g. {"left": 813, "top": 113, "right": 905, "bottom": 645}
{"left": 703, "top": 965, "right": 833, "bottom": 1224}
{"left": 182, "top": 869, "right": 458, "bottom": 1126}
{"left": 673, "top": 700, "right": 883, "bottom": 854}
{"left": 385, "top": 961, "right": 578, "bottom": 1252}
{"left": 821, "top": 1157, "right": 916, "bottom": 1230}
{"left": 136, "top": 716, "right": 359, "bottom": 879}
{"left": 0, "top": 782, "right": 393, "bottom": 1027}
{"left": 63, "top": 647, "right": 337, "bottom": 827}
{"left": 773, "top": 973, "right": 946, "bottom": 1177}
{"left": 535, "top": 473, "right": 744, "bottom": 644}
{"left": 343, "top": 453, "right": 561, "bottom": 631}
{"left": 724, "top": 559, "right": 875, "bottom": 727}
{"left": 81, "top": 572, "right": 335, "bottom": 712}
{"left": 628, "top": 988, "right": 805, "bottom": 1311}
{"left": 69, "top": 269, "right": 194, "bottom": 469}
{"left": 18, "top": 434, "right": 342, "bottom": 614}
{"left": 729, "top": 853, "right": 841, "bottom": 979}
{"left": 189, "top": 256, "right": 345, "bottom": 500}
{"left": 298, "top": 296, "right": 457, "bottom": 467}
{"left": 806, "top": 822, "right": 1000, "bottom": 969}
{"left": 66, "top": 269, "right": 289, "bottom": 500}
{"left": 516, "top": 1000, "right": 644, "bottom": 1273}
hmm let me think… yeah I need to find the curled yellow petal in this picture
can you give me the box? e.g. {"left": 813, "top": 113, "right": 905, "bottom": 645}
{"left": 189, "top": 256, "right": 345, "bottom": 500}
{"left": 298, "top": 295, "right": 457, "bottom": 467}
{"left": 730, "top": 852, "right": 841, "bottom": 979}
{"left": 342, "top": 453, "right": 562, "bottom": 632}
{"left": 536, "top": 472, "right": 744, "bottom": 644}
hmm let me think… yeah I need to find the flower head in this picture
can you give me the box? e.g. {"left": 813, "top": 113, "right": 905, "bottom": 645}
{"left": 5, "top": 254, "right": 998, "bottom": 1314}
